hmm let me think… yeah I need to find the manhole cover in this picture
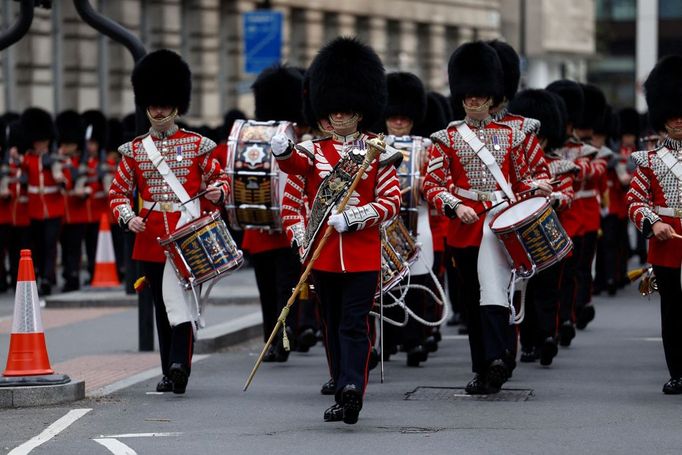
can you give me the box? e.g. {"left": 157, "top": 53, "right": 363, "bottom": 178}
{"left": 404, "top": 386, "right": 534, "bottom": 402}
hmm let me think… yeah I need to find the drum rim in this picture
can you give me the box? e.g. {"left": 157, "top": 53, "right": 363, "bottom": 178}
{"left": 489, "top": 196, "right": 551, "bottom": 233}
{"left": 157, "top": 210, "right": 223, "bottom": 245}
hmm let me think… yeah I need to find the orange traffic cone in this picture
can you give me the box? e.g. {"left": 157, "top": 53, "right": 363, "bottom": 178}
{"left": 3, "top": 250, "right": 54, "bottom": 376}
{"left": 91, "top": 214, "right": 121, "bottom": 288}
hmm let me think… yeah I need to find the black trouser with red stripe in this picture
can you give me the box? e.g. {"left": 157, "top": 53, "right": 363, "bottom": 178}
{"left": 575, "top": 230, "right": 598, "bottom": 312}
{"left": 29, "top": 217, "right": 62, "bottom": 286}
{"left": 142, "top": 261, "right": 194, "bottom": 378}
{"left": 520, "top": 261, "right": 563, "bottom": 350}
{"left": 60, "top": 223, "right": 86, "bottom": 288}
{"left": 451, "top": 246, "right": 514, "bottom": 374}
{"left": 312, "top": 270, "right": 378, "bottom": 401}
{"left": 559, "top": 235, "right": 582, "bottom": 323}
{"left": 652, "top": 265, "right": 682, "bottom": 379}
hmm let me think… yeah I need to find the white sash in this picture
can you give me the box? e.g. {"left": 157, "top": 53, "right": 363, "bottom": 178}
{"left": 657, "top": 148, "right": 682, "bottom": 182}
{"left": 142, "top": 135, "right": 201, "bottom": 328}
{"left": 455, "top": 122, "right": 516, "bottom": 202}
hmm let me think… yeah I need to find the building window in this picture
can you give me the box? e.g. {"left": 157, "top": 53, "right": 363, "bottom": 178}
{"left": 356, "top": 16, "right": 370, "bottom": 44}
{"left": 289, "top": 8, "right": 306, "bottom": 66}
{"left": 660, "top": 0, "right": 682, "bottom": 18}
{"left": 323, "top": 12, "right": 339, "bottom": 44}
{"left": 596, "top": 0, "right": 636, "bottom": 21}
{"left": 385, "top": 20, "right": 400, "bottom": 70}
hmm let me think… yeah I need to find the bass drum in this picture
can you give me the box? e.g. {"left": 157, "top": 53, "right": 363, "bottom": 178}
{"left": 225, "top": 120, "right": 295, "bottom": 231}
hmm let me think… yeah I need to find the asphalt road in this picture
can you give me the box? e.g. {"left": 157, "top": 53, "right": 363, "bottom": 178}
{"left": 3, "top": 284, "right": 681, "bottom": 455}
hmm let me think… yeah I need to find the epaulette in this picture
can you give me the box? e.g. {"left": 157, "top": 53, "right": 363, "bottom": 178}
{"left": 522, "top": 117, "right": 541, "bottom": 136}
{"left": 294, "top": 140, "right": 315, "bottom": 160}
{"left": 430, "top": 128, "right": 452, "bottom": 148}
{"left": 631, "top": 149, "right": 655, "bottom": 168}
{"left": 596, "top": 145, "right": 615, "bottom": 159}
{"left": 118, "top": 141, "right": 134, "bottom": 158}
{"left": 198, "top": 136, "right": 217, "bottom": 156}
{"left": 378, "top": 144, "right": 403, "bottom": 168}
{"left": 549, "top": 159, "right": 579, "bottom": 176}
{"left": 509, "top": 126, "right": 526, "bottom": 149}
{"left": 579, "top": 143, "right": 599, "bottom": 159}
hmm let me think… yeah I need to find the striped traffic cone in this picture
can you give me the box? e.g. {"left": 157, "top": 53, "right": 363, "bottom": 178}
{"left": 91, "top": 214, "right": 121, "bottom": 288}
{"left": 3, "top": 250, "right": 54, "bottom": 376}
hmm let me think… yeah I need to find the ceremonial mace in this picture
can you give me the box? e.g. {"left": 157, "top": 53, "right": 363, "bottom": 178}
{"left": 243, "top": 136, "right": 386, "bottom": 391}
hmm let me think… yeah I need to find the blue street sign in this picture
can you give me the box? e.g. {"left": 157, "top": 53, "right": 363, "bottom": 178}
{"left": 243, "top": 11, "right": 283, "bottom": 74}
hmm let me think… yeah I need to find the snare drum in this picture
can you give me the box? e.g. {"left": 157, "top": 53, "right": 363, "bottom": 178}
{"left": 377, "top": 217, "right": 420, "bottom": 297}
{"left": 391, "top": 135, "right": 425, "bottom": 235}
{"left": 489, "top": 196, "right": 572, "bottom": 278}
{"left": 158, "top": 211, "right": 244, "bottom": 289}
{"left": 225, "top": 120, "right": 295, "bottom": 231}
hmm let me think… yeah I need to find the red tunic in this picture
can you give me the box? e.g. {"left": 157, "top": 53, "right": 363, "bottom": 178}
{"left": 627, "top": 138, "right": 682, "bottom": 267}
{"left": 85, "top": 157, "right": 108, "bottom": 223}
{"left": 108, "top": 127, "right": 230, "bottom": 263}
{"left": 8, "top": 161, "right": 29, "bottom": 227}
{"left": 22, "top": 152, "right": 65, "bottom": 220}
{"left": 495, "top": 110, "right": 551, "bottom": 181}
{"left": 63, "top": 156, "right": 89, "bottom": 224}
{"left": 423, "top": 118, "right": 535, "bottom": 248}
{"left": 276, "top": 133, "right": 401, "bottom": 273}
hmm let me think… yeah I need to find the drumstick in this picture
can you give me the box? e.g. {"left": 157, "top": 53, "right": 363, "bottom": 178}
{"left": 244, "top": 136, "right": 384, "bottom": 392}
{"left": 141, "top": 201, "right": 157, "bottom": 223}
{"left": 473, "top": 181, "right": 561, "bottom": 217}
{"left": 180, "top": 181, "right": 223, "bottom": 206}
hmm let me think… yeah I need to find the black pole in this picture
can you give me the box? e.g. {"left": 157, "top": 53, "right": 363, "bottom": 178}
{"left": 0, "top": 0, "right": 34, "bottom": 52}
{"left": 73, "top": 0, "right": 154, "bottom": 352}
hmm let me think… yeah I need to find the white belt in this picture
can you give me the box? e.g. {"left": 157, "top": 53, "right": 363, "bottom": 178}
{"left": 28, "top": 185, "right": 59, "bottom": 194}
{"left": 654, "top": 206, "right": 682, "bottom": 218}
{"left": 142, "top": 199, "right": 183, "bottom": 212}
{"left": 93, "top": 191, "right": 107, "bottom": 198}
{"left": 575, "top": 189, "right": 598, "bottom": 199}
{"left": 453, "top": 187, "right": 506, "bottom": 203}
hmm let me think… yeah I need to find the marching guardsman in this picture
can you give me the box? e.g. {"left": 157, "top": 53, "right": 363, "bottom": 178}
{"left": 627, "top": 55, "right": 682, "bottom": 394}
{"left": 0, "top": 115, "right": 12, "bottom": 292}
{"left": 545, "top": 80, "right": 599, "bottom": 346}
{"left": 424, "top": 41, "right": 549, "bottom": 394}
{"left": 20, "top": 108, "right": 64, "bottom": 296}
{"left": 108, "top": 49, "right": 230, "bottom": 394}
{"left": 242, "top": 64, "right": 309, "bottom": 362}
{"left": 82, "top": 110, "right": 109, "bottom": 284}
{"left": 271, "top": 37, "right": 401, "bottom": 424}
{"left": 55, "top": 110, "right": 87, "bottom": 292}
{"left": 382, "top": 71, "right": 434, "bottom": 367}
{"left": 508, "top": 89, "right": 575, "bottom": 366}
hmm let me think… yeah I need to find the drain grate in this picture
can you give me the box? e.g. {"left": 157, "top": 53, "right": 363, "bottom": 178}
{"left": 404, "top": 386, "right": 534, "bottom": 402}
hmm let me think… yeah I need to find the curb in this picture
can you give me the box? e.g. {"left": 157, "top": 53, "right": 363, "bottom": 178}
{"left": 0, "top": 380, "right": 85, "bottom": 408}
{"left": 44, "top": 290, "right": 259, "bottom": 308}
{"left": 195, "top": 312, "right": 263, "bottom": 354}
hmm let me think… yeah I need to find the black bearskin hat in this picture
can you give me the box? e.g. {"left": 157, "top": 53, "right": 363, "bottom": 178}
{"left": 384, "top": 72, "right": 427, "bottom": 124}
{"left": 82, "top": 110, "right": 108, "bottom": 145}
{"left": 5, "top": 121, "right": 27, "bottom": 154}
{"left": 487, "top": 40, "right": 520, "bottom": 103}
{"left": 618, "top": 108, "right": 640, "bottom": 136}
{"left": 432, "top": 93, "right": 453, "bottom": 123}
{"left": 307, "top": 37, "right": 386, "bottom": 129}
{"left": 413, "top": 92, "right": 448, "bottom": 137}
{"left": 121, "top": 113, "right": 137, "bottom": 143}
{"left": 448, "top": 41, "right": 504, "bottom": 110}
{"left": 593, "top": 104, "right": 618, "bottom": 139}
{"left": 644, "top": 56, "right": 682, "bottom": 131}
{"left": 508, "top": 89, "right": 564, "bottom": 150}
{"left": 575, "top": 83, "right": 606, "bottom": 130}
{"left": 546, "top": 80, "right": 583, "bottom": 128}
{"left": 56, "top": 110, "right": 84, "bottom": 146}
{"left": 132, "top": 49, "right": 191, "bottom": 115}
{"left": 20, "top": 107, "right": 55, "bottom": 144}
{"left": 252, "top": 64, "right": 304, "bottom": 124}
{"left": 106, "top": 118, "right": 123, "bottom": 152}
{"left": 220, "top": 108, "right": 246, "bottom": 142}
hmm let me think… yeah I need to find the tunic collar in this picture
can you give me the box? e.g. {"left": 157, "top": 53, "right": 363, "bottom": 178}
{"left": 662, "top": 135, "right": 682, "bottom": 153}
{"left": 465, "top": 116, "right": 493, "bottom": 129}
{"left": 331, "top": 130, "right": 362, "bottom": 143}
{"left": 149, "top": 124, "right": 179, "bottom": 140}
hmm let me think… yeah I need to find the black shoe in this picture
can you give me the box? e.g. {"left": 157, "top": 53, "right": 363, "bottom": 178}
{"left": 432, "top": 330, "right": 442, "bottom": 343}
{"left": 576, "top": 305, "right": 595, "bottom": 330}
{"left": 663, "top": 378, "right": 682, "bottom": 395}
{"left": 321, "top": 378, "right": 336, "bottom": 395}
{"left": 61, "top": 279, "right": 80, "bottom": 293}
{"left": 368, "top": 348, "right": 379, "bottom": 371}
{"left": 539, "top": 337, "right": 558, "bottom": 366}
{"left": 465, "top": 374, "right": 490, "bottom": 395}
{"left": 520, "top": 347, "right": 538, "bottom": 363}
{"left": 424, "top": 336, "right": 439, "bottom": 353}
{"left": 406, "top": 346, "right": 425, "bottom": 367}
{"left": 341, "top": 385, "right": 363, "bottom": 425}
{"left": 558, "top": 321, "right": 576, "bottom": 347}
{"left": 486, "top": 359, "right": 509, "bottom": 392}
{"left": 274, "top": 341, "right": 290, "bottom": 362}
{"left": 458, "top": 325, "right": 469, "bottom": 335}
{"left": 323, "top": 403, "right": 343, "bottom": 422}
{"left": 156, "top": 376, "right": 173, "bottom": 392}
{"left": 168, "top": 363, "right": 188, "bottom": 394}
{"left": 296, "top": 328, "right": 317, "bottom": 352}
{"left": 262, "top": 345, "right": 278, "bottom": 362}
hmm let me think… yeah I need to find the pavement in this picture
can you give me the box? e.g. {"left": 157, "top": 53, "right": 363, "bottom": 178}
{"left": 0, "top": 267, "right": 262, "bottom": 397}
{"left": 2, "top": 277, "right": 682, "bottom": 454}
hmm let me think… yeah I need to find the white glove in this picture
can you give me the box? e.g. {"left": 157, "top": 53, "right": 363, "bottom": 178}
{"left": 270, "top": 133, "right": 291, "bottom": 157}
{"left": 327, "top": 212, "right": 349, "bottom": 233}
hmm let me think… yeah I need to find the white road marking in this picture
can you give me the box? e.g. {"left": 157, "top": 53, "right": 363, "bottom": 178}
{"left": 98, "top": 432, "right": 181, "bottom": 438}
{"left": 8, "top": 408, "right": 92, "bottom": 455}
{"left": 440, "top": 335, "right": 468, "bottom": 340}
{"left": 93, "top": 438, "right": 137, "bottom": 455}
{"left": 89, "top": 354, "right": 209, "bottom": 397}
